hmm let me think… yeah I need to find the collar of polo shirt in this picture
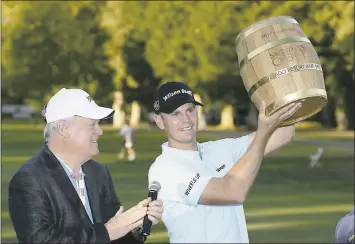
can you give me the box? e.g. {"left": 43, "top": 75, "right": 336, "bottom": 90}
{"left": 161, "top": 142, "right": 202, "bottom": 159}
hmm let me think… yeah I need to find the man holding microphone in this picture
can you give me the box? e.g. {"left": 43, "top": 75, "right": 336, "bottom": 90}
{"left": 8, "top": 88, "right": 163, "bottom": 243}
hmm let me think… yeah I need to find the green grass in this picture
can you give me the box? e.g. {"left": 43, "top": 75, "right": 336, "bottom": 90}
{"left": 1, "top": 123, "right": 354, "bottom": 243}
{"left": 294, "top": 130, "right": 354, "bottom": 141}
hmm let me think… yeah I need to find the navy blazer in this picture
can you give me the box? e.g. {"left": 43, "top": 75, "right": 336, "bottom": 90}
{"left": 8, "top": 145, "right": 142, "bottom": 243}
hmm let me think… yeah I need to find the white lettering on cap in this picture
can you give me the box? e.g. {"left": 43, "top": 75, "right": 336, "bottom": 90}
{"left": 181, "top": 89, "right": 192, "bottom": 96}
{"left": 163, "top": 89, "right": 192, "bottom": 101}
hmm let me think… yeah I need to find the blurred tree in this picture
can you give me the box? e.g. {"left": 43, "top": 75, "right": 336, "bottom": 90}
{"left": 2, "top": 1, "right": 114, "bottom": 110}
{"left": 317, "top": 1, "right": 354, "bottom": 130}
{"left": 101, "top": 1, "right": 160, "bottom": 113}
{"left": 144, "top": 1, "right": 252, "bottom": 103}
{"left": 102, "top": 1, "right": 253, "bottom": 128}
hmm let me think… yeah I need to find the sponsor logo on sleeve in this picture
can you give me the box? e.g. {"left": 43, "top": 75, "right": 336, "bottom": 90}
{"left": 184, "top": 173, "right": 200, "bottom": 196}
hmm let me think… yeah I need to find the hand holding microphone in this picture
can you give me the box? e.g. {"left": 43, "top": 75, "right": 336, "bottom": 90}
{"left": 141, "top": 181, "right": 162, "bottom": 238}
{"left": 104, "top": 198, "right": 150, "bottom": 241}
{"left": 104, "top": 180, "right": 163, "bottom": 243}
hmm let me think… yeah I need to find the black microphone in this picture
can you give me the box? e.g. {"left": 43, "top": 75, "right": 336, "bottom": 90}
{"left": 141, "top": 181, "right": 161, "bottom": 238}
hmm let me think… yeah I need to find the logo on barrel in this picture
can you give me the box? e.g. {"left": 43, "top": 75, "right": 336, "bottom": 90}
{"left": 270, "top": 46, "right": 296, "bottom": 66}
{"left": 298, "top": 44, "right": 307, "bottom": 59}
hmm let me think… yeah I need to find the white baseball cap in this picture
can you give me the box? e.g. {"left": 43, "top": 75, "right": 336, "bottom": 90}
{"left": 43, "top": 88, "right": 115, "bottom": 123}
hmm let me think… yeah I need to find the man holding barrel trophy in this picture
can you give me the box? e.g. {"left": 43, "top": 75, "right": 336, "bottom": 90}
{"left": 148, "top": 14, "right": 328, "bottom": 242}
{"left": 148, "top": 81, "right": 301, "bottom": 243}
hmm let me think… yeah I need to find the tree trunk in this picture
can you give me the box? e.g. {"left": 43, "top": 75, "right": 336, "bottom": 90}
{"left": 335, "top": 94, "right": 347, "bottom": 131}
{"left": 344, "top": 72, "right": 354, "bottom": 130}
{"left": 219, "top": 105, "right": 235, "bottom": 129}
{"left": 194, "top": 94, "right": 206, "bottom": 131}
{"left": 335, "top": 106, "right": 346, "bottom": 131}
{"left": 112, "top": 91, "right": 125, "bottom": 128}
{"left": 245, "top": 102, "right": 258, "bottom": 130}
{"left": 321, "top": 98, "right": 337, "bottom": 128}
{"left": 335, "top": 69, "right": 354, "bottom": 131}
{"left": 130, "top": 101, "right": 141, "bottom": 127}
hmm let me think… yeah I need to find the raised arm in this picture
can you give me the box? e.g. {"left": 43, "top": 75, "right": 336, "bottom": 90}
{"left": 247, "top": 125, "right": 295, "bottom": 156}
{"left": 198, "top": 102, "right": 301, "bottom": 205}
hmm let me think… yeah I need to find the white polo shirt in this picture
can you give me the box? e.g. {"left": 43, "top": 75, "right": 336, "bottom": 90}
{"left": 148, "top": 135, "right": 250, "bottom": 243}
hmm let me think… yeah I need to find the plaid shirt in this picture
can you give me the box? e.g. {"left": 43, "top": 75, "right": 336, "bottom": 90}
{"left": 54, "top": 154, "right": 94, "bottom": 224}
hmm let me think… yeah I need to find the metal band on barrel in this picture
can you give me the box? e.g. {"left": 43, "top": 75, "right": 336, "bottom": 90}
{"left": 265, "top": 88, "right": 328, "bottom": 117}
{"left": 236, "top": 16, "right": 298, "bottom": 50}
{"left": 239, "top": 36, "right": 311, "bottom": 69}
{"left": 247, "top": 63, "right": 323, "bottom": 97}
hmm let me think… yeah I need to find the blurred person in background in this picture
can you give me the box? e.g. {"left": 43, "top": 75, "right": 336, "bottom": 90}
{"left": 335, "top": 208, "right": 354, "bottom": 244}
{"left": 118, "top": 116, "right": 136, "bottom": 161}
{"left": 148, "top": 81, "right": 301, "bottom": 243}
{"left": 8, "top": 88, "right": 163, "bottom": 243}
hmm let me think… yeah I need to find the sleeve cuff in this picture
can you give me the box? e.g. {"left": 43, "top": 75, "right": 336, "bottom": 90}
{"left": 92, "top": 223, "right": 111, "bottom": 243}
{"left": 186, "top": 175, "right": 213, "bottom": 206}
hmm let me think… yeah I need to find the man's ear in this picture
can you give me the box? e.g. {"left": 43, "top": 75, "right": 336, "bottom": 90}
{"left": 57, "top": 120, "right": 70, "bottom": 139}
{"left": 154, "top": 114, "right": 165, "bottom": 130}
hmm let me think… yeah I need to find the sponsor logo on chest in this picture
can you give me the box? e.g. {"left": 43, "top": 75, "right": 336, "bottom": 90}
{"left": 216, "top": 164, "right": 226, "bottom": 172}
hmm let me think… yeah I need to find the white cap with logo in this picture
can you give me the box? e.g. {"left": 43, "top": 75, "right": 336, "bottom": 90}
{"left": 43, "top": 88, "right": 115, "bottom": 123}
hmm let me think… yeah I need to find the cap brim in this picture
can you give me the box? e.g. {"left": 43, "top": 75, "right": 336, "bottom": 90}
{"left": 79, "top": 106, "right": 115, "bottom": 120}
{"left": 193, "top": 101, "right": 204, "bottom": 107}
{"left": 160, "top": 99, "right": 203, "bottom": 114}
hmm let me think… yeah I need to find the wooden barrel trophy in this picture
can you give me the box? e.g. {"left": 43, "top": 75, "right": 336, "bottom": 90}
{"left": 236, "top": 16, "right": 327, "bottom": 126}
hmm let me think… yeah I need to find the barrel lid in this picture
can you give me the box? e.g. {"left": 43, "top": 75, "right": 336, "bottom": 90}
{"left": 235, "top": 16, "right": 298, "bottom": 44}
